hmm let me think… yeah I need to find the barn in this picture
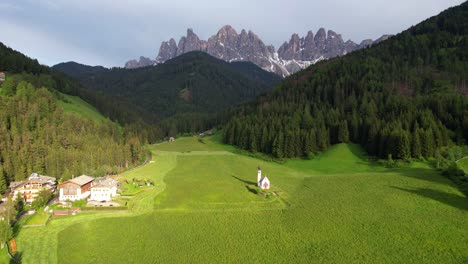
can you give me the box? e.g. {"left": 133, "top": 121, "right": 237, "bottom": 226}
{"left": 59, "top": 175, "right": 95, "bottom": 201}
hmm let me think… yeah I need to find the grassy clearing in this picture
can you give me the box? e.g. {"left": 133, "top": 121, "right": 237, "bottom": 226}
{"left": 284, "top": 143, "right": 383, "bottom": 174}
{"left": 24, "top": 210, "right": 50, "bottom": 226}
{"left": 153, "top": 134, "right": 235, "bottom": 152}
{"left": 154, "top": 154, "right": 285, "bottom": 211}
{"left": 457, "top": 157, "right": 468, "bottom": 173}
{"left": 15, "top": 135, "right": 468, "bottom": 263}
{"left": 118, "top": 181, "right": 152, "bottom": 196}
{"left": 57, "top": 93, "right": 108, "bottom": 123}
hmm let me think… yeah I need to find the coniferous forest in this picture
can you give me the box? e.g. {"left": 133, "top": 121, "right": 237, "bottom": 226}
{"left": 224, "top": 3, "right": 468, "bottom": 161}
{"left": 0, "top": 44, "right": 150, "bottom": 194}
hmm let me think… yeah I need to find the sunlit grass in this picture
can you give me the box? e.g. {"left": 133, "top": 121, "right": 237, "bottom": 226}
{"left": 14, "top": 136, "right": 468, "bottom": 263}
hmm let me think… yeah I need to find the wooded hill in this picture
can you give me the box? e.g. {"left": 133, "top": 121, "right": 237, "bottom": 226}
{"left": 224, "top": 2, "right": 468, "bottom": 160}
{"left": 0, "top": 43, "right": 151, "bottom": 194}
{"left": 52, "top": 52, "right": 281, "bottom": 136}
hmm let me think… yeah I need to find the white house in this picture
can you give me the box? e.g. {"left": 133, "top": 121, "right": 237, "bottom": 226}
{"left": 59, "top": 175, "right": 95, "bottom": 201}
{"left": 90, "top": 178, "right": 118, "bottom": 201}
{"left": 257, "top": 166, "right": 270, "bottom": 190}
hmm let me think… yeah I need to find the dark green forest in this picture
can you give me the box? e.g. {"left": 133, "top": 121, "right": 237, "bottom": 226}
{"left": 53, "top": 52, "right": 281, "bottom": 136}
{"left": 224, "top": 3, "right": 468, "bottom": 160}
{"left": 0, "top": 45, "right": 150, "bottom": 194}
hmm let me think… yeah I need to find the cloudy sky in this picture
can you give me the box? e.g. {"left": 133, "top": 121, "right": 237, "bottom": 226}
{"left": 0, "top": 0, "right": 464, "bottom": 67}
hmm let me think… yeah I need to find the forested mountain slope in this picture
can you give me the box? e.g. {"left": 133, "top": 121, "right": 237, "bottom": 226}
{"left": 0, "top": 43, "right": 150, "bottom": 193}
{"left": 224, "top": 2, "right": 468, "bottom": 160}
{"left": 53, "top": 52, "right": 281, "bottom": 135}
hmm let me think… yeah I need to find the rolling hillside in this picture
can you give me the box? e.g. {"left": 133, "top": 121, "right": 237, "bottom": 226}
{"left": 53, "top": 51, "right": 281, "bottom": 135}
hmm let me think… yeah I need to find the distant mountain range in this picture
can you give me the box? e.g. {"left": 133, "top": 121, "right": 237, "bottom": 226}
{"left": 125, "top": 25, "right": 392, "bottom": 76}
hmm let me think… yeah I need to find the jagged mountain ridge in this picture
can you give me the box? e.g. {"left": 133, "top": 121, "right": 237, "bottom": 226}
{"left": 125, "top": 25, "right": 391, "bottom": 76}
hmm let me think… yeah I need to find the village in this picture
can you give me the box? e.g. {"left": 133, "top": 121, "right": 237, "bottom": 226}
{"left": 1, "top": 172, "right": 155, "bottom": 221}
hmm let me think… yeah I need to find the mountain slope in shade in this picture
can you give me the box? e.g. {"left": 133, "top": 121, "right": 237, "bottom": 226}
{"left": 126, "top": 25, "right": 391, "bottom": 76}
{"left": 54, "top": 51, "right": 281, "bottom": 125}
{"left": 52, "top": 61, "right": 108, "bottom": 78}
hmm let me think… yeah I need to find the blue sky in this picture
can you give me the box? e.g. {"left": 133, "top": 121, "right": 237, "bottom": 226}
{"left": 0, "top": 0, "right": 464, "bottom": 67}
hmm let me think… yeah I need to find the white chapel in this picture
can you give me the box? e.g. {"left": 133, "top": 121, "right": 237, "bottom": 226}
{"left": 257, "top": 166, "right": 270, "bottom": 190}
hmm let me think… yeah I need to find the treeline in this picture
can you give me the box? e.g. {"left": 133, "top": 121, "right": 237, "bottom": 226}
{"left": 0, "top": 75, "right": 148, "bottom": 193}
{"left": 0, "top": 42, "right": 49, "bottom": 75}
{"left": 224, "top": 2, "right": 468, "bottom": 159}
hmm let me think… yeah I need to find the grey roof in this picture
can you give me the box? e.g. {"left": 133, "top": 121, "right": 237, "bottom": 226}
{"left": 9, "top": 182, "right": 22, "bottom": 189}
{"left": 92, "top": 178, "right": 118, "bottom": 188}
{"left": 68, "top": 175, "right": 94, "bottom": 186}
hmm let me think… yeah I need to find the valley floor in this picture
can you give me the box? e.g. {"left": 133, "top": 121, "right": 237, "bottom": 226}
{"left": 11, "top": 136, "right": 468, "bottom": 263}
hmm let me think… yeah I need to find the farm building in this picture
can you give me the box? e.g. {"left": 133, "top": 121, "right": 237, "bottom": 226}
{"left": 256, "top": 166, "right": 270, "bottom": 190}
{"left": 59, "top": 175, "right": 95, "bottom": 201}
{"left": 199, "top": 130, "right": 213, "bottom": 137}
{"left": 10, "top": 173, "right": 57, "bottom": 204}
{"left": 90, "top": 177, "right": 119, "bottom": 201}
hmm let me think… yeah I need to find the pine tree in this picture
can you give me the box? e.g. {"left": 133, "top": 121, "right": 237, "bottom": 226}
{"left": 412, "top": 130, "right": 422, "bottom": 158}
{"left": 0, "top": 165, "right": 6, "bottom": 195}
{"left": 272, "top": 132, "right": 284, "bottom": 159}
{"left": 338, "top": 120, "right": 350, "bottom": 143}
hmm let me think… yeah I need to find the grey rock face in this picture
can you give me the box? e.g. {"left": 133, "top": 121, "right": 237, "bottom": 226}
{"left": 277, "top": 29, "right": 363, "bottom": 63}
{"left": 359, "top": 39, "right": 374, "bottom": 48}
{"left": 156, "top": 38, "right": 177, "bottom": 63}
{"left": 125, "top": 25, "right": 390, "bottom": 76}
{"left": 124, "top": 56, "right": 154, "bottom": 69}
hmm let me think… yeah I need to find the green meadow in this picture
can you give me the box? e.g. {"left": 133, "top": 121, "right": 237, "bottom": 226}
{"left": 57, "top": 93, "right": 109, "bottom": 123}
{"left": 11, "top": 136, "right": 468, "bottom": 264}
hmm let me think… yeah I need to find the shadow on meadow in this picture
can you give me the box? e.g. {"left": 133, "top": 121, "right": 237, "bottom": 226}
{"left": 231, "top": 175, "right": 257, "bottom": 186}
{"left": 231, "top": 175, "right": 260, "bottom": 195}
{"left": 390, "top": 186, "right": 468, "bottom": 212}
{"left": 390, "top": 167, "right": 454, "bottom": 186}
{"left": 245, "top": 185, "right": 259, "bottom": 195}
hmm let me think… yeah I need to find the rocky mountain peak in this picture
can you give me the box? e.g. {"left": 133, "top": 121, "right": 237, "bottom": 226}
{"left": 217, "top": 25, "right": 238, "bottom": 37}
{"left": 126, "top": 25, "right": 390, "bottom": 76}
{"left": 315, "top": 28, "right": 327, "bottom": 43}
{"left": 186, "top": 28, "right": 196, "bottom": 37}
{"left": 124, "top": 56, "right": 154, "bottom": 69}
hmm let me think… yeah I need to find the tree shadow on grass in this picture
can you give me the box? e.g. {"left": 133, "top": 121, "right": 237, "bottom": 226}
{"left": 231, "top": 175, "right": 256, "bottom": 186}
{"left": 391, "top": 166, "right": 468, "bottom": 196}
{"left": 390, "top": 186, "right": 468, "bottom": 212}
{"left": 12, "top": 223, "right": 22, "bottom": 238}
{"left": 10, "top": 251, "right": 22, "bottom": 264}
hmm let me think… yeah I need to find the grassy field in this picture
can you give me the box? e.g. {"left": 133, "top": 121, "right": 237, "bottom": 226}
{"left": 57, "top": 93, "right": 108, "bottom": 123}
{"left": 0, "top": 247, "right": 10, "bottom": 264}
{"left": 24, "top": 210, "right": 51, "bottom": 226}
{"left": 13, "top": 136, "right": 468, "bottom": 263}
{"left": 458, "top": 157, "right": 468, "bottom": 173}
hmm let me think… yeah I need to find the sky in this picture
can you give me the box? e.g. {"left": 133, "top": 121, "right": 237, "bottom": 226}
{"left": 0, "top": 0, "right": 464, "bottom": 67}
